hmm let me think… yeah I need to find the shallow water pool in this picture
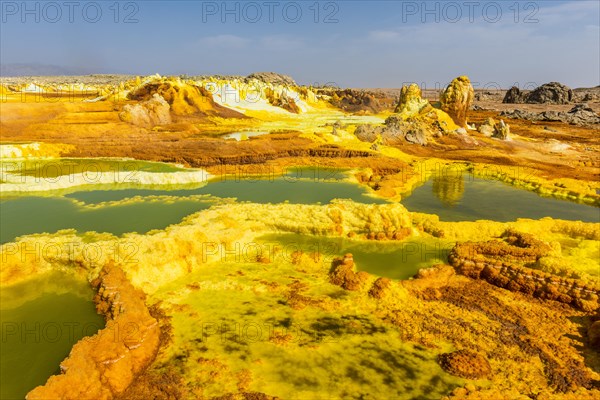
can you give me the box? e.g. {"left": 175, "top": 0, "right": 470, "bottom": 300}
{"left": 402, "top": 174, "right": 599, "bottom": 222}
{"left": 0, "top": 196, "right": 214, "bottom": 244}
{"left": 2, "top": 165, "right": 599, "bottom": 244}
{"left": 3, "top": 158, "right": 187, "bottom": 178}
{"left": 259, "top": 233, "right": 453, "bottom": 279}
{"left": 0, "top": 273, "right": 104, "bottom": 399}
{"left": 1, "top": 168, "right": 383, "bottom": 243}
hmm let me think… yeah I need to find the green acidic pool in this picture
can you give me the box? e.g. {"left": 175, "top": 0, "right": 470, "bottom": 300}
{"left": 2, "top": 158, "right": 187, "bottom": 178}
{"left": 259, "top": 233, "right": 453, "bottom": 280}
{"left": 401, "top": 174, "right": 599, "bottom": 222}
{"left": 0, "top": 273, "right": 104, "bottom": 400}
{"left": 0, "top": 196, "right": 214, "bottom": 244}
{"left": 2, "top": 165, "right": 598, "bottom": 246}
{"left": 65, "top": 177, "right": 382, "bottom": 206}
{"left": 1, "top": 167, "right": 382, "bottom": 243}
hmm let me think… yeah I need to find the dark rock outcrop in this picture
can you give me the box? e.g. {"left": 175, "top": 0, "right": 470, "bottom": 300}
{"left": 502, "top": 86, "right": 526, "bottom": 104}
{"left": 564, "top": 103, "right": 600, "bottom": 125}
{"left": 573, "top": 86, "right": 600, "bottom": 102}
{"left": 503, "top": 82, "right": 574, "bottom": 104}
{"left": 321, "top": 88, "right": 387, "bottom": 114}
{"left": 474, "top": 91, "right": 504, "bottom": 102}
{"left": 500, "top": 104, "right": 600, "bottom": 126}
{"left": 527, "top": 82, "right": 573, "bottom": 104}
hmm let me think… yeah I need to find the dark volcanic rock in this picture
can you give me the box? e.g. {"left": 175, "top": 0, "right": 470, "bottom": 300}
{"left": 565, "top": 103, "right": 600, "bottom": 125}
{"left": 474, "top": 91, "right": 503, "bottom": 102}
{"left": 500, "top": 103, "right": 600, "bottom": 126}
{"left": 573, "top": 86, "right": 600, "bottom": 102}
{"left": 503, "top": 86, "right": 525, "bottom": 104}
{"left": 504, "top": 82, "right": 574, "bottom": 105}
{"left": 499, "top": 109, "right": 541, "bottom": 121}
{"left": 526, "top": 82, "right": 573, "bottom": 104}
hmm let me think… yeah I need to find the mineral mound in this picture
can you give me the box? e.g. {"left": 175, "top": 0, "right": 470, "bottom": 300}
{"left": 440, "top": 76, "right": 474, "bottom": 128}
{"left": 438, "top": 350, "right": 492, "bottom": 379}
{"left": 119, "top": 93, "right": 171, "bottom": 128}
{"left": 354, "top": 115, "right": 430, "bottom": 146}
{"left": 127, "top": 78, "right": 245, "bottom": 118}
{"left": 394, "top": 83, "right": 429, "bottom": 116}
{"left": 354, "top": 77, "right": 475, "bottom": 146}
{"left": 246, "top": 71, "right": 297, "bottom": 86}
{"left": 329, "top": 254, "right": 370, "bottom": 291}
{"left": 368, "top": 277, "right": 392, "bottom": 299}
{"left": 478, "top": 117, "right": 510, "bottom": 139}
{"left": 319, "top": 88, "right": 388, "bottom": 113}
{"left": 449, "top": 230, "right": 600, "bottom": 311}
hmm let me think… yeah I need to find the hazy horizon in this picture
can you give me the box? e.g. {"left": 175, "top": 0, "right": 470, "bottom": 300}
{"left": 2, "top": 62, "right": 600, "bottom": 91}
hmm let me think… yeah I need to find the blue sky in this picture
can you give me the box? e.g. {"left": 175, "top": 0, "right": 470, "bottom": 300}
{"left": 1, "top": 0, "right": 599, "bottom": 88}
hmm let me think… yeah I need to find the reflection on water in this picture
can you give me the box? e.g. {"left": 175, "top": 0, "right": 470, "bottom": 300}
{"left": 432, "top": 174, "right": 465, "bottom": 207}
{"left": 2, "top": 165, "right": 598, "bottom": 245}
{"left": 403, "top": 173, "right": 600, "bottom": 222}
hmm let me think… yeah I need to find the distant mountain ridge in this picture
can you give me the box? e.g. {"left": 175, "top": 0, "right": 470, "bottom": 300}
{"left": 1, "top": 63, "right": 108, "bottom": 77}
